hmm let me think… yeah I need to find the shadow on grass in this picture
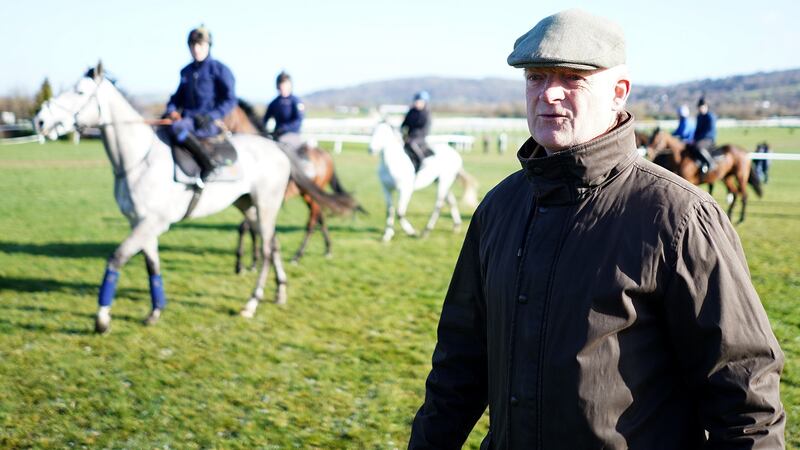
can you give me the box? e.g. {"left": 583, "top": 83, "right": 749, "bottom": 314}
{"left": 0, "top": 316, "right": 94, "bottom": 335}
{"left": 0, "top": 241, "right": 116, "bottom": 259}
{"left": 0, "top": 276, "right": 146, "bottom": 299}
{"left": 0, "top": 240, "right": 240, "bottom": 259}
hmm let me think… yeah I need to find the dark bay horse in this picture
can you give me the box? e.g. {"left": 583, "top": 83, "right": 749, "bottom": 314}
{"left": 224, "top": 100, "right": 360, "bottom": 267}
{"left": 647, "top": 129, "right": 762, "bottom": 223}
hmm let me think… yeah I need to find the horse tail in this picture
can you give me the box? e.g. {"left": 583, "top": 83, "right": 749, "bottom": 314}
{"left": 237, "top": 98, "right": 268, "bottom": 136}
{"left": 280, "top": 148, "right": 358, "bottom": 215}
{"left": 328, "top": 168, "right": 368, "bottom": 215}
{"left": 457, "top": 168, "right": 480, "bottom": 208}
{"left": 748, "top": 164, "right": 763, "bottom": 198}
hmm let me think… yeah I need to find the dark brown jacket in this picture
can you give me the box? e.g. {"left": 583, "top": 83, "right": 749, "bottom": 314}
{"left": 409, "top": 113, "right": 784, "bottom": 449}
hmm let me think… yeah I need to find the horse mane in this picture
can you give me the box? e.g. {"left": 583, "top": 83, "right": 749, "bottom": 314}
{"left": 237, "top": 99, "right": 268, "bottom": 135}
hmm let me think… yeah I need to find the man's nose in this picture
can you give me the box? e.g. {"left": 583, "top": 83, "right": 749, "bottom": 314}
{"left": 540, "top": 79, "right": 566, "bottom": 103}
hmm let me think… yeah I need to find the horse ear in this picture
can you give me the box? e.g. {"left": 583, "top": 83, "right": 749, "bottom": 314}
{"left": 96, "top": 60, "right": 104, "bottom": 79}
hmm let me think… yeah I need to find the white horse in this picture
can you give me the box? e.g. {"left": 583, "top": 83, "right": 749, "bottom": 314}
{"left": 368, "top": 122, "right": 479, "bottom": 242}
{"left": 35, "top": 63, "right": 299, "bottom": 333}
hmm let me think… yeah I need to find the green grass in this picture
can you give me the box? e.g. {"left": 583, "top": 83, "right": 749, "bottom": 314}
{"left": 0, "top": 127, "right": 798, "bottom": 448}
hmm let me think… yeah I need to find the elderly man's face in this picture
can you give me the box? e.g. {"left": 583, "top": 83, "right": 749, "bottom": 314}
{"left": 525, "top": 66, "right": 629, "bottom": 152}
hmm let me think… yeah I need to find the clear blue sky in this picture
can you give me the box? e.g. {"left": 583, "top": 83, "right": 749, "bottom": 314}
{"left": 3, "top": 0, "right": 799, "bottom": 103}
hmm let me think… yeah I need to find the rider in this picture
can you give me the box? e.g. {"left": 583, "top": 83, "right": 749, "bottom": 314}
{"left": 401, "top": 91, "right": 434, "bottom": 172}
{"left": 671, "top": 104, "right": 695, "bottom": 142}
{"left": 164, "top": 25, "right": 237, "bottom": 186}
{"left": 691, "top": 96, "right": 717, "bottom": 175}
{"left": 263, "top": 71, "right": 306, "bottom": 151}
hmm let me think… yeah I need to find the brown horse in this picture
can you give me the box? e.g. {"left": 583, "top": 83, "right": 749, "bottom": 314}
{"left": 223, "top": 100, "right": 360, "bottom": 267}
{"left": 646, "top": 129, "right": 762, "bottom": 223}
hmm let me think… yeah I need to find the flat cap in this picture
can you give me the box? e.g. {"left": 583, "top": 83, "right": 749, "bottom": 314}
{"left": 507, "top": 9, "right": 625, "bottom": 70}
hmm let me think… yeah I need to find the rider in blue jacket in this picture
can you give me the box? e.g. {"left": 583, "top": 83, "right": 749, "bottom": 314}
{"left": 691, "top": 97, "right": 717, "bottom": 174}
{"left": 165, "top": 26, "right": 237, "bottom": 183}
{"left": 672, "top": 104, "right": 695, "bottom": 142}
{"left": 263, "top": 71, "right": 304, "bottom": 139}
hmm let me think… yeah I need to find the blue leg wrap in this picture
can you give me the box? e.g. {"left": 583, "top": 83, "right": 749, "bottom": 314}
{"left": 149, "top": 274, "right": 167, "bottom": 310}
{"left": 98, "top": 268, "right": 120, "bottom": 307}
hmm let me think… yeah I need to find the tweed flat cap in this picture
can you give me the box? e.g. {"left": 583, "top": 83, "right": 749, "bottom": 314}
{"left": 507, "top": 9, "right": 625, "bottom": 70}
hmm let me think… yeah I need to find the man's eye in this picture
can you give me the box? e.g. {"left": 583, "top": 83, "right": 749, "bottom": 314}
{"left": 564, "top": 74, "right": 584, "bottom": 82}
{"left": 526, "top": 73, "right": 545, "bottom": 81}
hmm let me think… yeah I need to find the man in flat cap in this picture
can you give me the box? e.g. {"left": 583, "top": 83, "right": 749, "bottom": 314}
{"left": 408, "top": 8, "right": 784, "bottom": 449}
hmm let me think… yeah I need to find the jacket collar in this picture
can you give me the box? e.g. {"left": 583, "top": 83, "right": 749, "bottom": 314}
{"left": 517, "top": 112, "right": 639, "bottom": 205}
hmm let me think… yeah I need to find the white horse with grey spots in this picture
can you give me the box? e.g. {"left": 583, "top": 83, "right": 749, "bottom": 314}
{"left": 368, "top": 122, "right": 479, "bottom": 242}
{"left": 35, "top": 63, "right": 297, "bottom": 333}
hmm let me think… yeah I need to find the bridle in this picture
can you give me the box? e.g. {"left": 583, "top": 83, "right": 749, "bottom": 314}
{"left": 42, "top": 77, "right": 157, "bottom": 179}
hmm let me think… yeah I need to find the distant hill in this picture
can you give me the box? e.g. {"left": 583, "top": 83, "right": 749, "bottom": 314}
{"left": 303, "top": 69, "right": 800, "bottom": 119}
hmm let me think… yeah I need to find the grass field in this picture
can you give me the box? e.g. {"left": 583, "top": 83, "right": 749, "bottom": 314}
{"left": 1, "top": 127, "right": 799, "bottom": 448}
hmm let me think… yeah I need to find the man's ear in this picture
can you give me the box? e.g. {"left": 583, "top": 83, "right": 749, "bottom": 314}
{"left": 612, "top": 78, "right": 630, "bottom": 112}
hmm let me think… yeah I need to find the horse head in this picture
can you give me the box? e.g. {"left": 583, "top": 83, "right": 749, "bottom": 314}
{"left": 35, "top": 61, "right": 109, "bottom": 140}
{"left": 368, "top": 120, "right": 398, "bottom": 155}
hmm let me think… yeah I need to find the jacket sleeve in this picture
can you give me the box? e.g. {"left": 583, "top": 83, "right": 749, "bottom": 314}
{"left": 409, "top": 210, "right": 489, "bottom": 449}
{"left": 263, "top": 101, "right": 274, "bottom": 130}
{"left": 209, "top": 64, "right": 237, "bottom": 121}
{"left": 165, "top": 75, "right": 185, "bottom": 115}
{"left": 664, "top": 201, "right": 784, "bottom": 449}
{"left": 282, "top": 97, "right": 304, "bottom": 133}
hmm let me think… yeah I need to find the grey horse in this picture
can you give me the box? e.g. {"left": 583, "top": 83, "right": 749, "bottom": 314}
{"left": 35, "top": 63, "right": 319, "bottom": 332}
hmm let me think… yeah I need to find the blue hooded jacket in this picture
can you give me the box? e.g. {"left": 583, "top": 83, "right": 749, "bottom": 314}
{"left": 693, "top": 111, "right": 717, "bottom": 143}
{"left": 166, "top": 56, "right": 236, "bottom": 122}
{"left": 263, "top": 94, "right": 304, "bottom": 137}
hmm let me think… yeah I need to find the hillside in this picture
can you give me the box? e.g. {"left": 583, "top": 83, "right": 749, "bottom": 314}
{"left": 303, "top": 68, "right": 800, "bottom": 119}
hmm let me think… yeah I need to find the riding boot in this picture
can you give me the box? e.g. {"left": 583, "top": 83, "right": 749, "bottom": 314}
{"left": 182, "top": 134, "right": 215, "bottom": 182}
{"left": 404, "top": 144, "right": 422, "bottom": 172}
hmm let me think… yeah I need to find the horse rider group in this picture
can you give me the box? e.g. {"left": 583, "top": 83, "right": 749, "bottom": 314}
{"left": 165, "top": 25, "right": 436, "bottom": 185}
{"left": 164, "top": 25, "right": 310, "bottom": 187}
{"left": 672, "top": 97, "right": 718, "bottom": 177}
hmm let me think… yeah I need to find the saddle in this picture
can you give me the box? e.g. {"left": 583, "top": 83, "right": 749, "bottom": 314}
{"left": 167, "top": 131, "right": 242, "bottom": 185}
{"left": 404, "top": 142, "right": 435, "bottom": 173}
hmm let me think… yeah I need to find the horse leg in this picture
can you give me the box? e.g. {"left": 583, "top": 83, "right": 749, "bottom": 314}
{"left": 142, "top": 236, "right": 165, "bottom": 326}
{"left": 291, "top": 194, "right": 317, "bottom": 264}
{"left": 318, "top": 212, "right": 332, "bottom": 258}
{"left": 382, "top": 184, "right": 397, "bottom": 242}
{"left": 96, "top": 220, "right": 161, "bottom": 333}
{"left": 422, "top": 181, "right": 447, "bottom": 238}
{"left": 240, "top": 201, "right": 281, "bottom": 318}
{"left": 446, "top": 191, "right": 462, "bottom": 232}
{"left": 248, "top": 221, "right": 258, "bottom": 270}
{"left": 723, "top": 176, "right": 738, "bottom": 221}
{"left": 737, "top": 172, "right": 748, "bottom": 224}
{"left": 397, "top": 184, "right": 417, "bottom": 237}
{"left": 271, "top": 236, "right": 288, "bottom": 305}
{"left": 235, "top": 220, "right": 248, "bottom": 274}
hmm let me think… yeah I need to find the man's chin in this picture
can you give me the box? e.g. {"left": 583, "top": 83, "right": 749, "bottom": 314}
{"left": 532, "top": 130, "right": 572, "bottom": 151}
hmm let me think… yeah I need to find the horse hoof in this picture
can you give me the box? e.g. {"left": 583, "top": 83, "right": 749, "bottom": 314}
{"left": 95, "top": 316, "right": 110, "bottom": 334}
{"left": 453, "top": 224, "right": 462, "bottom": 233}
{"left": 290, "top": 258, "right": 300, "bottom": 266}
{"left": 275, "top": 284, "right": 289, "bottom": 306}
{"left": 143, "top": 308, "right": 162, "bottom": 326}
{"left": 324, "top": 252, "right": 333, "bottom": 260}
{"left": 421, "top": 229, "right": 431, "bottom": 239}
{"left": 240, "top": 298, "right": 259, "bottom": 318}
